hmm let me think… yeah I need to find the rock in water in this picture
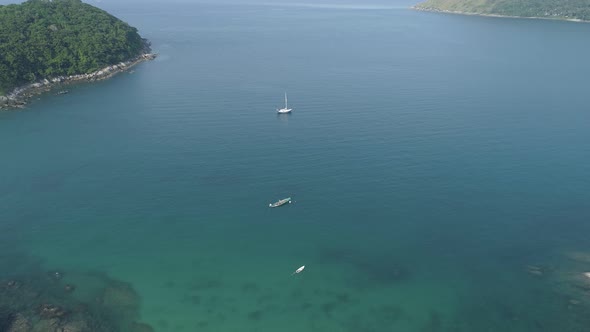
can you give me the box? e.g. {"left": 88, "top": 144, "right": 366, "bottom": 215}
{"left": 59, "top": 319, "right": 91, "bottom": 332}
{"left": 6, "top": 313, "right": 32, "bottom": 332}
{"left": 39, "top": 303, "right": 67, "bottom": 319}
{"left": 129, "top": 322, "right": 156, "bottom": 332}
{"left": 99, "top": 280, "right": 141, "bottom": 319}
{"left": 569, "top": 299, "right": 581, "bottom": 306}
{"left": 64, "top": 284, "right": 76, "bottom": 293}
{"left": 525, "top": 265, "right": 543, "bottom": 276}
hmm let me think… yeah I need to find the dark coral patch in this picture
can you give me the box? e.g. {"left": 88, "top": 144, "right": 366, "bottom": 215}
{"left": 248, "top": 310, "right": 263, "bottom": 320}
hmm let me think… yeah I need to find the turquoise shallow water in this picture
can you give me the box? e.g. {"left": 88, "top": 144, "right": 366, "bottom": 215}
{"left": 2, "top": 2, "right": 590, "bottom": 331}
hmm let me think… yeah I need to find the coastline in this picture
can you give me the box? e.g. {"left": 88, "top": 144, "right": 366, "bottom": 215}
{"left": 0, "top": 52, "right": 157, "bottom": 110}
{"left": 412, "top": 6, "right": 589, "bottom": 24}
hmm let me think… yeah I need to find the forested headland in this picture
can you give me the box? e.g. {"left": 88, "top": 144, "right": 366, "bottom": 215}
{"left": 414, "top": 0, "right": 590, "bottom": 22}
{"left": 0, "top": 0, "right": 149, "bottom": 95}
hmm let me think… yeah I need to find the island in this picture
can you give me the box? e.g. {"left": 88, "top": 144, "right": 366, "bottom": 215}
{"left": 0, "top": 0, "right": 156, "bottom": 109}
{"left": 413, "top": 0, "right": 590, "bottom": 22}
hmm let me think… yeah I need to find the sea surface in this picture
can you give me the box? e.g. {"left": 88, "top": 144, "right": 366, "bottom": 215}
{"left": 2, "top": 2, "right": 590, "bottom": 331}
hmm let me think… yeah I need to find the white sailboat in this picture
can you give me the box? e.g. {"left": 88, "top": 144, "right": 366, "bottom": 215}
{"left": 277, "top": 92, "right": 292, "bottom": 114}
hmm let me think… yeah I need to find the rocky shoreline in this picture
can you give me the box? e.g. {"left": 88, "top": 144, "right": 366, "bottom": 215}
{"left": 412, "top": 6, "right": 589, "bottom": 23}
{"left": 0, "top": 52, "right": 157, "bottom": 110}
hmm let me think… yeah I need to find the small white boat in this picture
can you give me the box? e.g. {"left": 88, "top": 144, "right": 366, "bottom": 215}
{"left": 269, "top": 197, "right": 291, "bottom": 208}
{"left": 277, "top": 92, "right": 292, "bottom": 114}
{"left": 292, "top": 265, "right": 305, "bottom": 275}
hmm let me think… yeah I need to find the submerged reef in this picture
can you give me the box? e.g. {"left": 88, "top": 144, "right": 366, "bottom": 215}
{"left": 0, "top": 262, "right": 154, "bottom": 332}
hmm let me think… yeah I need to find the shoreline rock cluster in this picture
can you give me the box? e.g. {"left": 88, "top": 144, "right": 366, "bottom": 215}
{"left": 0, "top": 52, "right": 157, "bottom": 110}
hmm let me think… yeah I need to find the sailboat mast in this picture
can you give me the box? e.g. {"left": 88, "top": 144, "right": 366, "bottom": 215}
{"left": 285, "top": 92, "right": 288, "bottom": 109}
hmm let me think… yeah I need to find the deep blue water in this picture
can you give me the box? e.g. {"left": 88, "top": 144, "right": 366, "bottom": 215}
{"left": 2, "top": 2, "right": 590, "bottom": 331}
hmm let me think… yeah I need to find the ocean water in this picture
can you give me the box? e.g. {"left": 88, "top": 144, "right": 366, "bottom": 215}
{"left": 2, "top": 2, "right": 590, "bottom": 331}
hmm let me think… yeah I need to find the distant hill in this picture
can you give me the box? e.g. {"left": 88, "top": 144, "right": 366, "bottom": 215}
{"left": 414, "top": 0, "right": 590, "bottom": 21}
{"left": 0, "top": 0, "right": 147, "bottom": 95}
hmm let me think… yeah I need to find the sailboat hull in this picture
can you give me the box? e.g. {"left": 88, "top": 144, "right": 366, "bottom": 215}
{"left": 277, "top": 93, "right": 292, "bottom": 113}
